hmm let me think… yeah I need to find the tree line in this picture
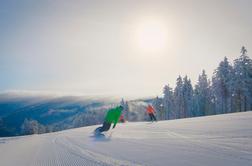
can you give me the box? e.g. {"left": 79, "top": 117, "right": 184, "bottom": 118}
{"left": 20, "top": 107, "right": 109, "bottom": 135}
{"left": 152, "top": 46, "right": 252, "bottom": 120}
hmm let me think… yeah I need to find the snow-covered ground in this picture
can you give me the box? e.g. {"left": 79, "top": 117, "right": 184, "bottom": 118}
{"left": 0, "top": 112, "right": 252, "bottom": 166}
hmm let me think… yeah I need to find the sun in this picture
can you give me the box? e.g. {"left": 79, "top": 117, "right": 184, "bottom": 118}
{"left": 135, "top": 20, "right": 167, "bottom": 53}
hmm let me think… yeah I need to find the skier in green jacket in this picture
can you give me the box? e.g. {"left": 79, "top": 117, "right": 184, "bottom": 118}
{"left": 95, "top": 105, "right": 123, "bottom": 133}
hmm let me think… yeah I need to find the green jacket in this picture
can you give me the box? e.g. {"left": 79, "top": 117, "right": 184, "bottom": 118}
{"left": 105, "top": 106, "right": 123, "bottom": 128}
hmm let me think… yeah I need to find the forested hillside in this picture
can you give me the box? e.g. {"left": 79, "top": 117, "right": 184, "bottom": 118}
{"left": 151, "top": 47, "right": 252, "bottom": 120}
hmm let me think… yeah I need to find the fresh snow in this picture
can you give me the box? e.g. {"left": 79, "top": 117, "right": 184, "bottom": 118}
{"left": 0, "top": 112, "right": 252, "bottom": 166}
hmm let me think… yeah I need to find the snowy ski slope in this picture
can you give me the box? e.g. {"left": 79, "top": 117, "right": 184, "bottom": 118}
{"left": 0, "top": 111, "right": 252, "bottom": 166}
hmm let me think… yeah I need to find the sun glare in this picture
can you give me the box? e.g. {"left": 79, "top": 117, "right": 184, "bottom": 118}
{"left": 135, "top": 20, "right": 167, "bottom": 53}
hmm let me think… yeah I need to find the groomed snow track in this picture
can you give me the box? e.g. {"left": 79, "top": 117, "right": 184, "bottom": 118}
{"left": 1, "top": 111, "right": 252, "bottom": 166}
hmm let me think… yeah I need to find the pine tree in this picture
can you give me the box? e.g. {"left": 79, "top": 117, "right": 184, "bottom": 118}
{"left": 163, "top": 84, "right": 174, "bottom": 119}
{"left": 232, "top": 46, "right": 252, "bottom": 111}
{"left": 182, "top": 76, "right": 193, "bottom": 118}
{"left": 124, "top": 101, "right": 130, "bottom": 121}
{"left": 194, "top": 70, "right": 211, "bottom": 116}
{"left": 212, "top": 57, "right": 233, "bottom": 114}
{"left": 152, "top": 96, "right": 163, "bottom": 120}
{"left": 120, "top": 98, "right": 125, "bottom": 106}
{"left": 120, "top": 98, "right": 130, "bottom": 121}
{"left": 174, "top": 76, "right": 184, "bottom": 118}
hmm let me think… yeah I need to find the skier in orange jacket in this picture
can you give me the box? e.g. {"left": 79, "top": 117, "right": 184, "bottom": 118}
{"left": 146, "top": 105, "right": 157, "bottom": 122}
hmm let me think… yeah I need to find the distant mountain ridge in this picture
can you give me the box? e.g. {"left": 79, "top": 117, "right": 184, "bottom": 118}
{"left": 0, "top": 92, "right": 119, "bottom": 137}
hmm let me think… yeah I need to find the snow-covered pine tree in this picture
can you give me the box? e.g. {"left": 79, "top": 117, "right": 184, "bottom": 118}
{"left": 182, "top": 76, "right": 193, "bottom": 118}
{"left": 152, "top": 96, "right": 163, "bottom": 120}
{"left": 232, "top": 46, "right": 252, "bottom": 112}
{"left": 194, "top": 70, "right": 212, "bottom": 116}
{"left": 174, "top": 76, "right": 184, "bottom": 118}
{"left": 212, "top": 57, "right": 233, "bottom": 114}
{"left": 120, "top": 98, "right": 125, "bottom": 107}
{"left": 163, "top": 84, "right": 174, "bottom": 119}
{"left": 124, "top": 101, "right": 130, "bottom": 121}
{"left": 120, "top": 98, "right": 130, "bottom": 121}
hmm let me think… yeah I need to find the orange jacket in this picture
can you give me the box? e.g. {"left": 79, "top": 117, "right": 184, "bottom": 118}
{"left": 146, "top": 105, "right": 155, "bottom": 114}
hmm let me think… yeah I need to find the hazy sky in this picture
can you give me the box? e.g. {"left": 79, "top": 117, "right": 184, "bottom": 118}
{"left": 1, "top": 0, "right": 252, "bottom": 98}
